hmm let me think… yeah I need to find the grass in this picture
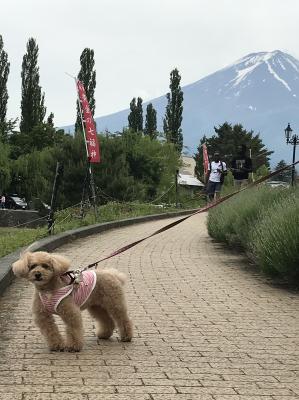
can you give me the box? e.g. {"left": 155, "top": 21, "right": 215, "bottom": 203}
{"left": 207, "top": 185, "right": 299, "bottom": 282}
{"left": 0, "top": 226, "right": 46, "bottom": 258}
{"left": 0, "top": 201, "right": 199, "bottom": 258}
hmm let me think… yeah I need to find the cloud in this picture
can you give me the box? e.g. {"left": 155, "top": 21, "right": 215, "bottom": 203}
{"left": 1, "top": 0, "right": 299, "bottom": 127}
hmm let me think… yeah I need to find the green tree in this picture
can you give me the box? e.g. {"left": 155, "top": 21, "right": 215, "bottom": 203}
{"left": 0, "top": 140, "right": 11, "bottom": 191}
{"left": 163, "top": 68, "right": 184, "bottom": 152}
{"left": 255, "top": 164, "right": 270, "bottom": 180}
{"left": 136, "top": 97, "right": 143, "bottom": 132}
{"left": 47, "top": 112, "right": 54, "bottom": 127}
{"left": 273, "top": 160, "right": 292, "bottom": 182}
{"left": 0, "top": 35, "right": 10, "bottom": 142}
{"left": 128, "top": 98, "right": 137, "bottom": 131}
{"left": 75, "top": 48, "right": 96, "bottom": 132}
{"left": 93, "top": 134, "right": 136, "bottom": 202}
{"left": 0, "top": 118, "right": 17, "bottom": 143}
{"left": 144, "top": 103, "right": 157, "bottom": 139}
{"left": 20, "top": 38, "right": 46, "bottom": 134}
{"left": 121, "top": 129, "right": 180, "bottom": 200}
{"left": 9, "top": 122, "right": 65, "bottom": 159}
{"left": 128, "top": 97, "right": 143, "bottom": 132}
{"left": 10, "top": 149, "right": 51, "bottom": 200}
{"left": 5, "top": 125, "right": 181, "bottom": 207}
{"left": 194, "top": 122, "right": 273, "bottom": 179}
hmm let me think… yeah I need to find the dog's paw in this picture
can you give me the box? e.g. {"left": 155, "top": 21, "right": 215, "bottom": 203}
{"left": 120, "top": 336, "right": 132, "bottom": 342}
{"left": 64, "top": 344, "right": 83, "bottom": 352}
{"left": 49, "top": 344, "right": 65, "bottom": 352}
{"left": 97, "top": 332, "right": 113, "bottom": 340}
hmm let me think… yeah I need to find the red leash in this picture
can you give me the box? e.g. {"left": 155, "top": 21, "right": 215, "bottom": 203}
{"left": 80, "top": 160, "right": 298, "bottom": 271}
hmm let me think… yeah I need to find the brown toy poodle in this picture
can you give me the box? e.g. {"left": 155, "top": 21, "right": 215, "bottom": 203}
{"left": 12, "top": 251, "right": 133, "bottom": 352}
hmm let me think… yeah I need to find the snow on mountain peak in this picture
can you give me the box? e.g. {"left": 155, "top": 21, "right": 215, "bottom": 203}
{"left": 227, "top": 50, "right": 299, "bottom": 91}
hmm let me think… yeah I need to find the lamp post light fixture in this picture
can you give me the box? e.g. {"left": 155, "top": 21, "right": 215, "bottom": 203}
{"left": 284, "top": 123, "right": 298, "bottom": 186}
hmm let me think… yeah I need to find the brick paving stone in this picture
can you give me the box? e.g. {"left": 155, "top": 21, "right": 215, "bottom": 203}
{"left": 88, "top": 396, "right": 150, "bottom": 400}
{"left": 0, "top": 214, "right": 298, "bottom": 398}
{"left": 0, "top": 395, "right": 22, "bottom": 400}
{"left": 213, "top": 397, "right": 273, "bottom": 400}
{"left": 117, "top": 385, "right": 177, "bottom": 394}
{"left": 152, "top": 395, "right": 213, "bottom": 400}
{"left": 272, "top": 397, "right": 299, "bottom": 400}
{"left": 23, "top": 395, "right": 88, "bottom": 400}
{"left": 54, "top": 385, "right": 116, "bottom": 393}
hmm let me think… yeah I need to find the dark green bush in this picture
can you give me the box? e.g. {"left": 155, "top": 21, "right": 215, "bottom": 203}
{"left": 208, "top": 186, "right": 286, "bottom": 247}
{"left": 250, "top": 193, "right": 299, "bottom": 278}
{"left": 207, "top": 185, "right": 299, "bottom": 281}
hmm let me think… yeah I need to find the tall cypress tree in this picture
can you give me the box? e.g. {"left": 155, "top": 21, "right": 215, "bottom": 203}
{"left": 20, "top": 38, "right": 46, "bottom": 134}
{"left": 0, "top": 35, "right": 10, "bottom": 134}
{"left": 128, "top": 96, "right": 143, "bottom": 132}
{"left": 47, "top": 112, "right": 54, "bottom": 127}
{"left": 136, "top": 97, "right": 143, "bottom": 132}
{"left": 75, "top": 48, "right": 96, "bottom": 132}
{"left": 163, "top": 68, "right": 184, "bottom": 152}
{"left": 128, "top": 97, "right": 137, "bottom": 131}
{"left": 144, "top": 103, "right": 157, "bottom": 139}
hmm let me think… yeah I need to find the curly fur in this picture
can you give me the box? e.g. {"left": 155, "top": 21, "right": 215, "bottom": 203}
{"left": 12, "top": 251, "right": 133, "bottom": 352}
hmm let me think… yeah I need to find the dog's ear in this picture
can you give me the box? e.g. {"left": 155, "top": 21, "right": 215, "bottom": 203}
{"left": 50, "top": 254, "right": 71, "bottom": 275}
{"left": 12, "top": 252, "right": 30, "bottom": 278}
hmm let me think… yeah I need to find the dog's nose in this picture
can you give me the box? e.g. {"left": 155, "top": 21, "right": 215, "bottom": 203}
{"left": 35, "top": 272, "right": 42, "bottom": 280}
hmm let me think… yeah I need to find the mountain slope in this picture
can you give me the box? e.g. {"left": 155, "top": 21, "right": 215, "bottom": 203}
{"left": 63, "top": 50, "right": 299, "bottom": 165}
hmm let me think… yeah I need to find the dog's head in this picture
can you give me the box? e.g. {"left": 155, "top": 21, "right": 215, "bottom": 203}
{"left": 12, "top": 251, "right": 71, "bottom": 287}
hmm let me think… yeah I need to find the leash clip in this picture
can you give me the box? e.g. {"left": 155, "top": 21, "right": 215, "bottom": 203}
{"left": 73, "top": 269, "right": 83, "bottom": 285}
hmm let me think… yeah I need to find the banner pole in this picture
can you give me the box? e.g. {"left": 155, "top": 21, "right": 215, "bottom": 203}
{"left": 74, "top": 78, "right": 98, "bottom": 219}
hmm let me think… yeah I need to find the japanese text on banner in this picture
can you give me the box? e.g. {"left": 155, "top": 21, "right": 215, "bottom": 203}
{"left": 77, "top": 80, "right": 100, "bottom": 163}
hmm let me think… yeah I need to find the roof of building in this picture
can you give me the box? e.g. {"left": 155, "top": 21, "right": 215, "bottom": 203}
{"left": 178, "top": 173, "right": 204, "bottom": 187}
{"left": 178, "top": 156, "right": 204, "bottom": 187}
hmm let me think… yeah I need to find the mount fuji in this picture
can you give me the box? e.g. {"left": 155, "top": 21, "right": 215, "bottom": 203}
{"left": 63, "top": 50, "right": 299, "bottom": 165}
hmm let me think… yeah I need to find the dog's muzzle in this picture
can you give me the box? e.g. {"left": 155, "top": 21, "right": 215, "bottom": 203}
{"left": 34, "top": 272, "right": 43, "bottom": 281}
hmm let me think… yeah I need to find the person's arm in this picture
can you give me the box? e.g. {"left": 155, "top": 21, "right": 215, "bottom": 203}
{"left": 222, "top": 161, "right": 228, "bottom": 175}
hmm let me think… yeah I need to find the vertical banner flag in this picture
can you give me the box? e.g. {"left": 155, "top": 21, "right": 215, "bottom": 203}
{"left": 76, "top": 80, "right": 100, "bottom": 163}
{"left": 203, "top": 143, "right": 209, "bottom": 175}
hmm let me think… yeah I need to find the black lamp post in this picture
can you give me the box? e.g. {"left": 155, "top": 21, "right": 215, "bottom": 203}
{"left": 284, "top": 123, "right": 298, "bottom": 186}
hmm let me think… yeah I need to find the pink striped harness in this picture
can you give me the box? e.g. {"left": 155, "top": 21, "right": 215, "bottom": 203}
{"left": 39, "top": 270, "right": 97, "bottom": 314}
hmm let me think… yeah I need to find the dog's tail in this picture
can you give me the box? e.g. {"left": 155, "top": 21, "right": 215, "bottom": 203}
{"left": 104, "top": 268, "right": 127, "bottom": 285}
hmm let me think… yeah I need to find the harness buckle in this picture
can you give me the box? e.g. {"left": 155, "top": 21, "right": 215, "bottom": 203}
{"left": 73, "top": 269, "right": 83, "bottom": 284}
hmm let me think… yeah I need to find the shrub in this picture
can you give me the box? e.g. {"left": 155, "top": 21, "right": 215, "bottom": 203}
{"left": 207, "top": 185, "right": 299, "bottom": 281}
{"left": 250, "top": 192, "right": 299, "bottom": 279}
{"left": 208, "top": 185, "right": 286, "bottom": 247}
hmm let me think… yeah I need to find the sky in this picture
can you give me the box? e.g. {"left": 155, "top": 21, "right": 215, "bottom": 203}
{"left": 1, "top": 0, "right": 299, "bottom": 128}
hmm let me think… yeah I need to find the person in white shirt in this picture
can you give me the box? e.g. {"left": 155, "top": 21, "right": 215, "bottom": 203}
{"left": 1, "top": 194, "right": 5, "bottom": 209}
{"left": 206, "top": 152, "right": 227, "bottom": 203}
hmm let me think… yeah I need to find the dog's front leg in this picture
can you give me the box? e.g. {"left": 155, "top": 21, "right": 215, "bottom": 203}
{"left": 33, "top": 297, "right": 64, "bottom": 351}
{"left": 58, "top": 300, "right": 84, "bottom": 352}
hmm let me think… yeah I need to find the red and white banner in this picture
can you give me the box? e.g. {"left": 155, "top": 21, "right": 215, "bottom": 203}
{"left": 76, "top": 80, "right": 100, "bottom": 163}
{"left": 203, "top": 143, "right": 209, "bottom": 175}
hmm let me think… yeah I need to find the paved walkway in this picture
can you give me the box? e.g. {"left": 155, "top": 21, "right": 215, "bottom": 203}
{"left": 0, "top": 214, "right": 298, "bottom": 400}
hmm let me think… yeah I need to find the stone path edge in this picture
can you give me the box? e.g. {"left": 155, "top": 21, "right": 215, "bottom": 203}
{"left": 0, "top": 208, "right": 197, "bottom": 296}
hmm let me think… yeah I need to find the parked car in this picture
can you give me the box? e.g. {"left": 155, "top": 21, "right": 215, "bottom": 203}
{"left": 5, "top": 194, "right": 28, "bottom": 210}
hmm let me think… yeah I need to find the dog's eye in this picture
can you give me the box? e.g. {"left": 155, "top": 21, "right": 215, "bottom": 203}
{"left": 29, "top": 264, "right": 37, "bottom": 271}
{"left": 41, "top": 264, "right": 50, "bottom": 270}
